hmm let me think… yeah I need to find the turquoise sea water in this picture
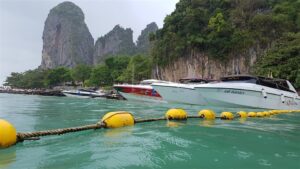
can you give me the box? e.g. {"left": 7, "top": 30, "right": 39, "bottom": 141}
{"left": 0, "top": 93, "right": 299, "bottom": 169}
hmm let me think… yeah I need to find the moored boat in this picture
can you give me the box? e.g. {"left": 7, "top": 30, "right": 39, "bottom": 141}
{"left": 151, "top": 78, "right": 213, "bottom": 105}
{"left": 152, "top": 75, "right": 300, "bottom": 110}
{"left": 113, "top": 79, "right": 172, "bottom": 103}
{"left": 62, "top": 89, "right": 106, "bottom": 98}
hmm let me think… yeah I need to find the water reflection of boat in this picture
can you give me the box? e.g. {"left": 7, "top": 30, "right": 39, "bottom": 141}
{"left": 152, "top": 75, "right": 300, "bottom": 110}
{"left": 62, "top": 89, "right": 106, "bottom": 98}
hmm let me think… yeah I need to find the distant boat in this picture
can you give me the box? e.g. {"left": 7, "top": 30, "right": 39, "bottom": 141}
{"left": 152, "top": 75, "right": 300, "bottom": 110}
{"left": 113, "top": 79, "right": 172, "bottom": 103}
{"left": 62, "top": 89, "right": 106, "bottom": 98}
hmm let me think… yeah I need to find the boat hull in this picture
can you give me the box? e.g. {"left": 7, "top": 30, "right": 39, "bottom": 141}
{"left": 62, "top": 92, "right": 91, "bottom": 98}
{"left": 113, "top": 84, "right": 165, "bottom": 103}
{"left": 151, "top": 84, "right": 206, "bottom": 105}
{"left": 195, "top": 87, "right": 300, "bottom": 109}
{"left": 62, "top": 90, "right": 105, "bottom": 99}
{"left": 152, "top": 82, "right": 300, "bottom": 110}
{"left": 118, "top": 91, "right": 166, "bottom": 103}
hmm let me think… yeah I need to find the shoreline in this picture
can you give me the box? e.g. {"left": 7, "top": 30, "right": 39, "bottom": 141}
{"left": 0, "top": 88, "right": 125, "bottom": 100}
{"left": 0, "top": 88, "right": 65, "bottom": 96}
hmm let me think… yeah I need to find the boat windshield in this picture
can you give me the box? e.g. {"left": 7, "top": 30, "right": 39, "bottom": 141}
{"left": 257, "top": 78, "right": 295, "bottom": 93}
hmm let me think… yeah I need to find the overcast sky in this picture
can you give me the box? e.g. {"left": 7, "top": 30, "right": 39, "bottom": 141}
{"left": 0, "top": 0, "right": 178, "bottom": 85}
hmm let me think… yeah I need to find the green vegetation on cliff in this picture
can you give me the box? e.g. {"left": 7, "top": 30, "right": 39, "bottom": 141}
{"left": 151, "top": 0, "right": 299, "bottom": 85}
{"left": 255, "top": 32, "right": 300, "bottom": 88}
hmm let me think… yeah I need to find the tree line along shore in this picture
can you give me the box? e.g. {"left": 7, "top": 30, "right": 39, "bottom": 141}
{"left": 4, "top": 55, "right": 151, "bottom": 90}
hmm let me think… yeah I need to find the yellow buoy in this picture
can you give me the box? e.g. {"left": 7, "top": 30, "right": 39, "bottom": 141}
{"left": 165, "top": 108, "right": 187, "bottom": 120}
{"left": 256, "top": 112, "right": 264, "bottom": 117}
{"left": 264, "top": 111, "right": 271, "bottom": 116}
{"left": 101, "top": 111, "right": 135, "bottom": 128}
{"left": 248, "top": 112, "right": 257, "bottom": 117}
{"left": 236, "top": 111, "right": 248, "bottom": 118}
{"left": 269, "top": 110, "right": 275, "bottom": 115}
{"left": 220, "top": 112, "right": 234, "bottom": 120}
{"left": 198, "top": 109, "right": 215, "bottom": 120}
{"left": 0, "top": 119, "right": 17, "bottom": 148}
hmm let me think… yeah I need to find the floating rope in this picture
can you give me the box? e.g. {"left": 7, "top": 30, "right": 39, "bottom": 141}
{"left": 17, "top": 123, "right": 104, "bottom": 142}
{"left": 1, "top": 109, "right": 300, "bottom": 148}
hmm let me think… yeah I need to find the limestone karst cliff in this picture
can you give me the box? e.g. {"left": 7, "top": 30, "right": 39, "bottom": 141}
{"left": 136, "top": 22, "right": 158, "bottom": 54}
{"left": 153, "top": 48, "right": 261, "bottom": 81}
{"left": 41, "top": 1, "right": 94, "bottom": 69}
{"left": 93, "top": 25, "right": 136, "bottom": 64}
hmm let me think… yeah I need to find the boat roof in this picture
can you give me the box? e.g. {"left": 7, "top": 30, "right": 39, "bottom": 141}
{"left": 179, "top": 77, "right": 215, "bottom": 84}
{"left": 221, "top": 75, "right": 296, "bottom": 93}
{"left": 140, "top": 79, "right": 171, "bottom": 85}
{"left": 221, "top": 74, "right": 287, "bottom": 81}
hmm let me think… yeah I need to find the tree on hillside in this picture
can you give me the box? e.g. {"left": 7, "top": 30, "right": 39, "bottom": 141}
{"left": 71, "top": 64, "right": 91, "bottom": 85}
{"left": 255, "top": 32, "right": 300, "bottom": 88}
{"left": 4, "top": 72, "right": 25, "bottom": 88}
{"left": 118, "top": 55, "right": 152, "bottom": 83}
{"left": 89, "top": 64, "right": 112, "bottom": 86}
{"left": 5, "top": 69, "right": 47, "bottom": 89}
{"left": 45, "top": 67, "right": 72, "bottom": 87}
{"left": 152, "top": 0, "right": 300, "bottom": 66}
{"left": 105, "top": 56, "right": 130, "bottom": 82}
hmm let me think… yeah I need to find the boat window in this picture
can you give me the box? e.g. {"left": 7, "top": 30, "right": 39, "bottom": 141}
{"left": 221, "top": 75, "right": 296, "bottom": 93}
{"left": 258, "top": 78, "right": 295, "bottom": 93}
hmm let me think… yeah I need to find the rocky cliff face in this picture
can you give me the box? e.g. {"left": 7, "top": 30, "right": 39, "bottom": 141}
{"left": 136, "top": 22, "right": 158, "bottom": 54}
{"left": 93, "top": 25, "right": 136, "bottom": 64}
{"left": 41, "top": 1, "right": 94, "bottom": 69}
{"left": 153, "top": 46, "right": 264, "bottom": 81}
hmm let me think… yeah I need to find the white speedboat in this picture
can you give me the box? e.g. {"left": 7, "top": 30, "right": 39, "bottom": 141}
{"left": 113, "top": 79, "right": 172, "bottom": 103}
{"left": 152, "top": 75, "right": 300, "bottom": 110}
{"left": 151, "top": 78, "right": 213, "bottom": 105}
{"left": 62, "top": 89, "right": 106, "bottom": 98}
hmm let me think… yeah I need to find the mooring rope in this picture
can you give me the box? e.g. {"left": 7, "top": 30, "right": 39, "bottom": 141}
{"left": 1, "top": 109, "right": 298, "bottom": 148}
{"left": 17, "top": 123, "right": 104, "bottom": 142}
{"left": 16, "top": 116, "right": 219, "bottom": 142}
{"left": 13, "top": 109, "right": 299, "bottom": 143}
{"left": 134, "top": 117, "right": 166, "bottom": 123}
